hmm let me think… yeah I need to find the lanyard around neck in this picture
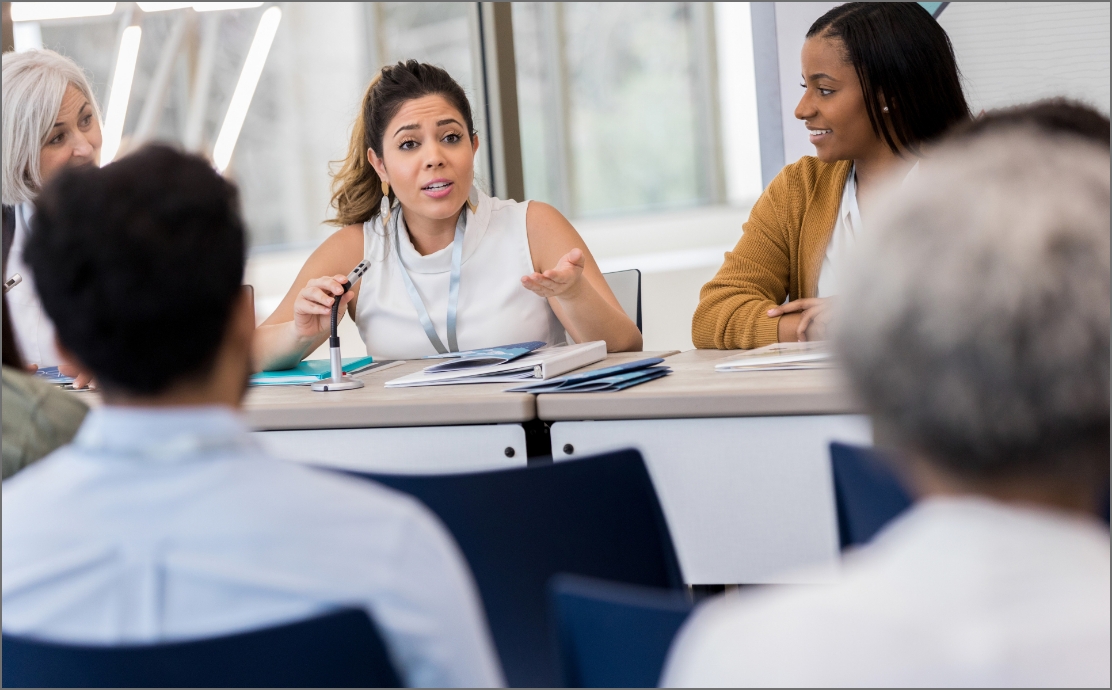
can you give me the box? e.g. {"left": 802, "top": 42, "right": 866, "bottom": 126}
{"left": 390, "top": 207, "right": 466, "bottom": 354}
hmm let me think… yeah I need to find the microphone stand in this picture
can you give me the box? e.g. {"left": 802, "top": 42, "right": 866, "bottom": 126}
{"left": 311, "top": 284, "right": 364, "bottom": 392}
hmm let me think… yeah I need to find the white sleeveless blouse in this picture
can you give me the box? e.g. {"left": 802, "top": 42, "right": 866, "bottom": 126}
{"left": 355, "top": 190, "right": 566, "bottom": 360}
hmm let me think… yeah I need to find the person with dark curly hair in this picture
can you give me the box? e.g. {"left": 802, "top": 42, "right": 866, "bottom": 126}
{"left": 2, "top": 145, "right": 503, "bottom": 687}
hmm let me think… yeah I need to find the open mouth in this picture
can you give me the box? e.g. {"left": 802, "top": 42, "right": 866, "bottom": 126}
{"left": 421, "top": 180, "right": 454, "bottom": 198}
{"left": 808, "top": 128, "right": 833, "bottom": 139}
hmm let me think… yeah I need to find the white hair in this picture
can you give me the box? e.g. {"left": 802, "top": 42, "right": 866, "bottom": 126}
{"left": 2, "top": 49, "right": 102, "bottom": 206}
{"left": 835, "top": 130, "right": 1110, "bottom": 481}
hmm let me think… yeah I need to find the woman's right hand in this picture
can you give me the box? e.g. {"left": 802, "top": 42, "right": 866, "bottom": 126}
{"left": 293, "top": 275, "right": 355, "bottom": 338}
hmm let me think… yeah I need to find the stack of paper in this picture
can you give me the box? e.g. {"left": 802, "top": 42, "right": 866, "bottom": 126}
{"left": 715, "top": 341, "right": 833, "bottom": 372}
{"left": 506, "top": 357, "right": 670, "bottom": 393}
{"left": 385, "top": 341, "right": 607, "bottom": 388}
{"left": 251, "top": 356, "right": 386, "bottom": 386}
{"left": 422, "top": 341, "right": 546, "bottom": 372}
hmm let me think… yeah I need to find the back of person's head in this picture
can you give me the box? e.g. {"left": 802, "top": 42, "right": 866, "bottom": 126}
{"left": 948, "top": 98, "right": 1110, "bottom": 148}
{"left": 2, "top": 49, "right": 101, "bottom": 206}
{"left": 26, "top": 144, "right": 246, "bottom": 396}
{"left": 807, "top": 2, "right": 970, "bottom": 154}
{"left": 331, "top": 60, "right": 476, "bottom": 227}
{"left": 836, "top": 130, "right": 1109, "bottom": 491}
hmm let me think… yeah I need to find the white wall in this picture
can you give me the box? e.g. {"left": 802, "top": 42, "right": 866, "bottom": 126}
{"left": 773, "top": 2, "right": 840, "bottom": 167}
{"left": 939, "top": 2, "right": 1110, "bottom": 115}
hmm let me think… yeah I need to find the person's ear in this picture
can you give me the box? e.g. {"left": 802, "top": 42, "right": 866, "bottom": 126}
{"left": 233, "top": 286, "right": 256, "bottom": 343}
{"left": 232, "top": 286, "right": 259, "bottom": 374}
{"left": 471, "top": 133, "right": 480, "bottom": 155}
{"left": 367, "top": 148, "right": 388, "bottom": 185}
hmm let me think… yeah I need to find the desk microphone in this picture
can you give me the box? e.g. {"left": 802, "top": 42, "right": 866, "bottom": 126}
{"left": 312, "top": 260, "right": 370, "bottom": 392}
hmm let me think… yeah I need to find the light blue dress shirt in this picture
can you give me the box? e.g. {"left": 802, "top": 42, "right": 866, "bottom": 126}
{"left": 2, "top": 405, "right": 504, "bottom": 688}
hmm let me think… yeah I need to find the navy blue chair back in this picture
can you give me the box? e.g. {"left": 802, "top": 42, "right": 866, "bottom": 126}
{"left": 550, "top": 573, "right": 692, "bottom": 688}
{"left": 830, "top": 442, "right": 914, "bottom": 548}
{"left": 364, "top": 448, "right": 683, "bottom": 688}
{"left": 2, "top": 608, "right": 400, "bottom": 688}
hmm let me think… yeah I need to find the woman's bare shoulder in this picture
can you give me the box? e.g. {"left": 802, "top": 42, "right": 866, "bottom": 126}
{"left": 305, "top": 223, "right": 364, "bottom": 270}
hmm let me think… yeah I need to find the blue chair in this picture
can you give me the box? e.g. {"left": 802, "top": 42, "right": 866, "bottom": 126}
{"left": 363, "top": 448, "right": 684, "bottom": 688}
{"left": 830, "top": 442, "right": 914, "bottom": 548}
{"left": 550, "top": 573, "right": 693, "bottom": 688}
{"left": 2, "top": 608, "right": 400, "bottom": 688}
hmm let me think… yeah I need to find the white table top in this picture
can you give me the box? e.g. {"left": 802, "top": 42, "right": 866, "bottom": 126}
{"left": 536, "top": 348, "right": 864, "bottom": 421}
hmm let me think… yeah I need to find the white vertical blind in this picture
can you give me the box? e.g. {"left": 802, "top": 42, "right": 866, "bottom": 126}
{"left": 939, "top": 2, "right": 1110, "bottom": 115}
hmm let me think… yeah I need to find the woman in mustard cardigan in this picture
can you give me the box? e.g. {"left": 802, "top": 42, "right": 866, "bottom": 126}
{"left": 693, "top": 3, "right": 970, "bottom": 349}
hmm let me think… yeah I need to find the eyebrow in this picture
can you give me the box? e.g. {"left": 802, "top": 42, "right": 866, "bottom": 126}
{"left": 392, "top": 118, "right": 464, "bottom": 137}
{"left": 805, "top": 72, "right": 839, "bottom": 82}
{"left": 53, "top": 101, "right": 91, "bottom": 128}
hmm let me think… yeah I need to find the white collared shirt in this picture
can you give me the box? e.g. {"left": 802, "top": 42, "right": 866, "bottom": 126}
{"left": 816, "top": 162, "right": 920, "bottom": 299}
{"left": 662, "top": 496, "right": 1110, "bottom": 688}
{"left": 3, "top": 203, "right": 61, "bottom": 366}
{"left": 816, "top": 165, "right": 862, "bottom": 299}
{"left": 2, "top": 406, "right": 504, "bottom": 688}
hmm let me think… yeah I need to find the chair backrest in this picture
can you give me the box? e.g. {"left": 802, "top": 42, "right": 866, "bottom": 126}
{"left": 830, "top": 442, "right": 914, "bottom": 549}
{"left": 363, "top": 448, "right": 683, "bottom": 687}
{"left": 603, "top": 269, "right": 642, "bottom": 332}
{"left": 549, "top": 573, "right": 692, "bottom": 688}
{"left": 2, "top": 608, "right": 400, "bottom": 688}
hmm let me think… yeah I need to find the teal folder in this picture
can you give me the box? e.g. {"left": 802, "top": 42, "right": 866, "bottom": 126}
{"left": 250, "top": 356, "right": 376, "bottom": 386}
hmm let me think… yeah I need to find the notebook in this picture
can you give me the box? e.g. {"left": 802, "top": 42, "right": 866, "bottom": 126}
{"left": 250, "top": 356, "right": 387, "bottom": 386}
{"left": 32, "top": 366, "right": 76, "bottom": 386}
{"left": 506, "top": 357, "right": 670, "bottom": 393}
{"left": 385, "top": 341, "right": 607, "bottom": 388}
{"left": 422, "top": 341, "right": 546, "bottom": 372}
{"left": 714, "top": 341, "right": 833, "bottom": 372}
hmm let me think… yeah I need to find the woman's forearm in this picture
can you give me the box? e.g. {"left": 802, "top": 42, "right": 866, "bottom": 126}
{"left": 555, "top": 281, "right": 643, "bottom": 352}
{"left": 252, "top": 321, "right": 328, "bottom": 372}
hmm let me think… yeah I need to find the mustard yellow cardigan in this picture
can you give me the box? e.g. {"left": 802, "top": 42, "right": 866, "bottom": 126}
{"left": 692, "top": 157, "right": 853, "bottom": 349}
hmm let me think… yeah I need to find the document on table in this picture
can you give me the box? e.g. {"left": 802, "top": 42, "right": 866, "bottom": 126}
{"left": 506, "top": 357, "right": 670, "bottom": 393}
{"left": 250, "top": 357, "right": 392, "bottom": 386}
{"left": 33, "top": 366, "right": 76, "bottom": 386}
{"left": 715, "top": 341, "right": 833, "bottom": 372}
{"left": 385, "top": 341, "right": 607, "bottom": 387}
{"left": 422, "top": 341, "right": 546, "bottom": 372}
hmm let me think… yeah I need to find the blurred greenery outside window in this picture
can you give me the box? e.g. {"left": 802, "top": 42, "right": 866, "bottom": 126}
{"left": 13, "top": 2, "right": 744, "bottom": 250}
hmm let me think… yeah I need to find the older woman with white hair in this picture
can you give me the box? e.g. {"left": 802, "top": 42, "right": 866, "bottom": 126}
{"left": 664, "top": 128, "right": 1110, "bottom": 687}
{"left": 3, "top": 49, "right": 102, "bottom": 369}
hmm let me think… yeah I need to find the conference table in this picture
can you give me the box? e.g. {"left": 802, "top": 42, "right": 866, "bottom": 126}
{"left": 537, "top": 349, "right": 872, "bottom": 585}
{"left": 245, "top": 353, "right": 677, "bottom": 473}
{"left": 244, "top": 348, "right": 872, "bottom": 585}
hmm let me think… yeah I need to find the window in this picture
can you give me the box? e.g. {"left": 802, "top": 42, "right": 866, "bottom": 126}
{"left": 513, "top": 2, "right": 726, "bottom": 218}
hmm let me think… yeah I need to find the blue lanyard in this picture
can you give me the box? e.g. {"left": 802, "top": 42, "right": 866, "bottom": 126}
{"left": 390, "top": 207, "right": 465, "bottom": 354}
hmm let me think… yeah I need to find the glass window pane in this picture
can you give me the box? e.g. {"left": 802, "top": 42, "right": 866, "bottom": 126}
{"left": 514, "top": 2, "right": 710, "bottom": 218}
{"left": 23, "top": 3, "right": 484, "bottom": 250}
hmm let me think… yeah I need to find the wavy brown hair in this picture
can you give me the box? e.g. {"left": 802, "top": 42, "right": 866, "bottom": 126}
{"left": 329, "top": 60, "right": 477, "bottom": 227}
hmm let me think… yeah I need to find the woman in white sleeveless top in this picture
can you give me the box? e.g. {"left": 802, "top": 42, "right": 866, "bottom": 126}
{"left": 255, "top": 61, "right": 641, "bottom": 367}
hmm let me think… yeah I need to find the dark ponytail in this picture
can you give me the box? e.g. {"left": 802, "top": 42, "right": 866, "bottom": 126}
{"left": 330, "top": 60, "right": 477, "bottom": 226}
{"left": 808, "top": 3, "right": 971, "bottom": 154}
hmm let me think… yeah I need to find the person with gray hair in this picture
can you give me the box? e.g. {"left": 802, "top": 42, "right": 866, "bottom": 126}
{"left": 3, "top": 49, "right": 102, "bottom": 370}
{"left": 663, "top": 129, "right": 1110, "bottom": 687}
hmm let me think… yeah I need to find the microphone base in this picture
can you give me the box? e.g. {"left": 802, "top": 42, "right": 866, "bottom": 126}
{"left": 311, "top": 375, "right": 365, "bottom": 392}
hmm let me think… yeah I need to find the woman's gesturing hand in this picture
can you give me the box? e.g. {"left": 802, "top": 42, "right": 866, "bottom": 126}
{"left": 521, "top": 247, "right": 586, "bottom": 300}
{"left": 293, "top": 275, "right": 355, "bottom": 338}
{"left": 768, "top": 297, "right": 835, "bottom": 342}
